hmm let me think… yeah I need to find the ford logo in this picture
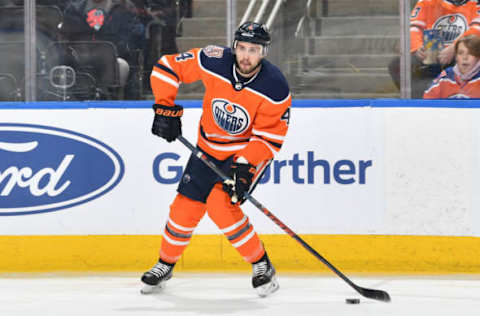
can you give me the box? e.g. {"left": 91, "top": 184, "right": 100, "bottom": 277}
{"left": 0, "top": 123, "right": 124, "bottom": 216}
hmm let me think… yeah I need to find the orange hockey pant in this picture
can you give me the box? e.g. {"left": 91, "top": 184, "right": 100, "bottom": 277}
{"left": 159, "top": 183, "right": 265, "bottom": 264}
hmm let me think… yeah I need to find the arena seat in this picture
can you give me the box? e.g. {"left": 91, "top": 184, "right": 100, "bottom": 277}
{"left": 0, "top": 42, "right": 25, "bottom": 99}
{"left": 44, "top": 41, "right": 121, "bottom": 100}
{"left": 0, "top": 73, "right": 20, "bottom": 101}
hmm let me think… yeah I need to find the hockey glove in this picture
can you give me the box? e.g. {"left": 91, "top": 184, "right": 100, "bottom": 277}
{"left": 223, "top": 161, "right": 256, "bottom": 204}
{"left": 151, "top": 103, "right": 183, "bottom": 142}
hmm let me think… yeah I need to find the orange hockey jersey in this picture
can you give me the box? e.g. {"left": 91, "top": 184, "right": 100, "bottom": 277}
{"left": 423, "top": 66, "right": 480, "bottom": 98}
{"left": 410, "top": 0, "right": 480, "bottom": 52}
{"left": 150, "top": 45, "right": 291, "bottom": 166}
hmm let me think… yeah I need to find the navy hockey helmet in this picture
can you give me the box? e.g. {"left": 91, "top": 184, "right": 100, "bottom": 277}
{"left": 445, "top": 0, "right": 468, "bottom": 5}
{"left": 233, "top": 21, "right": 271, "bottom": 55}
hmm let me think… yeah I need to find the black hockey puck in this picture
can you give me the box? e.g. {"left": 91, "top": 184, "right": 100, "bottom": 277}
{"left": 345, "top": 298, "right": 360, "bottom": 304}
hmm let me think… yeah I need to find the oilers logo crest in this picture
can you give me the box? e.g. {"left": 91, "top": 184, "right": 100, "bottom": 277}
{"left": 212, "top": 99, "right": 250, "bottom": 135}
{"left": 433, "top": 14, "right": 467, "bottom": 44}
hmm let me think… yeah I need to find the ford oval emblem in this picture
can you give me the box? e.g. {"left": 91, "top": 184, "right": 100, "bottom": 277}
{"left": 0, "top": 123, "right": 124, "bottom": 216}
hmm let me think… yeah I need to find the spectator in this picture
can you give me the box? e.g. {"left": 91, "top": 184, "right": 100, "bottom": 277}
{"left": 132, "top": 0, "right": 179, "bottom": 54}
{"left": 423, "top": 34, "right": 480, "bottom": 98}
{"left": 132, "top": 0, "right": 179, "bottom": 92}
{"left": 389, "top": 0, "right": 480, "bottom": 98}
{"left": 129, "top": 0, "right": 181, "bottom": 92}
{"left": 59, "top": 0, "right": 145, "bottom": 99}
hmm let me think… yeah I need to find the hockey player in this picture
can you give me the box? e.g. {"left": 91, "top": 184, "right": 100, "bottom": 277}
{"left": 141, "top": 21, "right": 291, "bottom": 297}
{"left": 423, "top": 34, "right": 480, "bottom": 98}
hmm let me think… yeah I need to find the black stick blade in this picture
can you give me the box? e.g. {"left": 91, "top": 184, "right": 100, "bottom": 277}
{"left": 358, "top": 287, "right": 391, "bottom": 302}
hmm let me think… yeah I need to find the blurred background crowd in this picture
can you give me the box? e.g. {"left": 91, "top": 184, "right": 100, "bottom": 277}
{"left": 0, "top": 0, "right": 479, "bottom": 101}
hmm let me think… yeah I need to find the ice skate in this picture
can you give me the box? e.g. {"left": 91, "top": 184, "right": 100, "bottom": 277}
{"left": 251, "top": 252, "right": 279, "bottom": 297}
{"left": 140, "top": 259, "right": 174, "bottom": 294}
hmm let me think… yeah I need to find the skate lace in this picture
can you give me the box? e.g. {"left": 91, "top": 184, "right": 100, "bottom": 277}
{"left": 150, "top": 262, "right": 171, "bottom": 278}
{"left": 253, "top": 261, "right": 268, "bottom": 277}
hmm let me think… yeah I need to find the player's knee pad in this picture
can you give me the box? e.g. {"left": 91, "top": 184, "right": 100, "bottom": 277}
{"left": 169, "top": 193, "right": 207, "bottom": 228}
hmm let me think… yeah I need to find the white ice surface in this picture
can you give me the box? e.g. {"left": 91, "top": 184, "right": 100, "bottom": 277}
{"left": 1, "top": 273, "right": 480, "bottom": 316}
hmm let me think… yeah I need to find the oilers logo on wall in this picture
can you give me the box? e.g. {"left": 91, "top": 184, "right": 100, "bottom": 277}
{"left": 433, "top": 14, "right": 467, "bottom": 44}
{"left": 212, "top": 98, "right": 250, "bottom": 135}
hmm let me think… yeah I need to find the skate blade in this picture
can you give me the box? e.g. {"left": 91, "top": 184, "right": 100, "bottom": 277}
{"left": 140, "top": 282, "right": 166, "bottom": 295}
{"left": 255, "top": 276, "right": 279, "bottom": 298}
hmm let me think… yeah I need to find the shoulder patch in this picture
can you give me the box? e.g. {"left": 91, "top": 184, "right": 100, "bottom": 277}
{"left": 203, "top": 45, "right": 225, "bottom": 58}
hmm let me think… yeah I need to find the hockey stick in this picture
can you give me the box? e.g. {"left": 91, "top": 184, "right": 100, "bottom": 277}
{"left": 177, "top": 135, "right": 391, "bottom": 302}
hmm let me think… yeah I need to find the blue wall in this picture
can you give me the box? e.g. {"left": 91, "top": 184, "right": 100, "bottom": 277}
{"left": 0, "top": 99, "right": 480, "bottom": 109}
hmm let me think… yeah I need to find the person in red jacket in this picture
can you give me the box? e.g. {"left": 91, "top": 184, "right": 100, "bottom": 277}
{"left": 140, "top": 21, "right": 291, "bottom": 297}
{"left": 389, "top": 0, "right": 480, "bottom": 98}
{"left": 424, "top": 34, "right": 480, "bottom": 98}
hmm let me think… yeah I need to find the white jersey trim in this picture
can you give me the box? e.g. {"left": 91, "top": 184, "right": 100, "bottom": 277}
{"left": 151, "top": 70, "right": 179, "bottom": 88}
{"left": 203, "top": 131, "right": 250, "bottom": 141}
{"left": 168, "top": 218, "right": 196, "bottom": 232}
{"left": 470, "top": 76, "right": 480, "bottom": 83}
{"left": 424, "top": 77, "right": 456, "bottom": 94}
{"left": 424, "top": 82, "right": 440, "bottom": 94}
{"left": 161, "top": 56, "right": 174, "bottom": 71}
{"left": 232, "top": 229, "right": 255, "bottom": 248}
{"left": 221, "top": 215, "right": 248, "bottom": 234}
{"left": 162, "top": 231, "right": 191, "bottom": 246}
{"left": 411, "top": 20, "right": 426, "bottom": 28}
{"left": 201, "top": 137, "right": 248, "bottom": 151}
{"left": 252, "top": 129, "right": 285, "bottom": 141}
